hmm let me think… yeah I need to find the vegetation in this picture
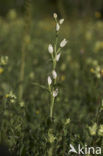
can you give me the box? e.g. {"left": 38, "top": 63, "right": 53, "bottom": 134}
{"left": 0, "top": 0, "right": 103, "bottom": 18}
{"left": 0, "top": 6, "right": 103, "bottom": 156}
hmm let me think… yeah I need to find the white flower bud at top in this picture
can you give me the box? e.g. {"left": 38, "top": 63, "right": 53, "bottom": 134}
{"left": 56, "top": 23, "right": 60, "bottom": 31}
{"left": 52, "top": 70, "right": 57, "bottom": 79}
{"left": 60, "top": 39, "right": 67, "bottom": 48}
{"left": 48, "top": 76, "right": 52, "bottom": 85}
{"left": 59, "top": 19, "right": 64, "bottom": 25}
{"left": 48, "top": 44, "right": 53, "bottom": 54}
{"left": 53, "top": 13, "right": 57, "bottom": 19}
{"left": 56, "top": 53, "right": 61, "bottom": 62}
{"left": 53, "top": 89, "right": 58, "bottom": 97}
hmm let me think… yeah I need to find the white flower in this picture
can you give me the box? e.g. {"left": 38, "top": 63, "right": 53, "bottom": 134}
{"left": 59, "top": 19, "right": 64, "bottom": 24}
{"left": 53, "top": 89, "right": 58, "bottom": 97}
{"left": 52, "top": 70, "right": 57, "bottom": 79}
{"left": 48, "top": 76, "right": 52, "bottom": 85}
{"left": 56, "top": 53, "right": 61, "bottom": 62}
{"left": 53, "top": 13, "right": 57, "bottom": 19}
{"left": 60, "top": 39, "right": 67, "bottom": 48}
{"left": 56, "top": 23, "right": 60, "bottom": 31}
{"left": 0, "top": 56, "right": 8, "bottom": 65}
{"left": 48, "top": 44, "right": 53, "bottom": 54}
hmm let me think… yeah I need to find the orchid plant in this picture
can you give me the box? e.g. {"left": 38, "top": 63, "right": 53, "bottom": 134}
{"left": 48, "top": 13, "right": 67, "bottom": 120}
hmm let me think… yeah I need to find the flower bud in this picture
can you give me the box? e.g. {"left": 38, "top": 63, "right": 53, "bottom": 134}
{"left": 48, "top": 44, "right": 53, "bottom": 54}
{"left": 60, "top": 39, "right": 67, "bottom": 48}
{"left": 48, "top": 76, "right": 52, "bottom": 85}
{"left": 56, "top": 53, "right": 61, "bottom": 62}
{"left": 53, "top": 13, "right": 57, "bottom": 19}
{"left": 52, "top": 70, "right": 57, "bottom": 79}
{"left": 56, "top": 23, "right": 60, "bottom": 31}
{"left": 59, "top": 19, "right": 64, "bottom": 24}
{"left": 53, "top": 89, "right": 58, "bottom": 97}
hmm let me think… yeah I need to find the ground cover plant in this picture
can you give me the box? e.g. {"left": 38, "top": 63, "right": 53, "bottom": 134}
{"left": 0, "top": 4, "right": 103, "bottom": 156}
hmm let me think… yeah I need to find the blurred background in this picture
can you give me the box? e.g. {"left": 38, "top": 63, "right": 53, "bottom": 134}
{"left": 0, "top": 0, "right": 103, "bottom": 19}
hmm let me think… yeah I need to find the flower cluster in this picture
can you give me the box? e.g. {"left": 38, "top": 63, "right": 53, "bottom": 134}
{"left": 86, "top": 58, "right": 98, "bottom": 66}
{"left": 90, "top": 64, "right": 103, "bottom": 79}
{"left": 0, "top": 56, "right": 8, "bottom": 74}
{"left": 89, "top": 123, "right": 103, "bottom": 137}
{"left": 0, "top": 56, "right": 8, "bottom": 66}
{"left": 87, "top": 57, "right": 103, "bottom": 79}
{"left": 89, "top": 123, "right": 97, "bottom": 136}
{"left": 5, "top": 91, "right": 16, "bottom": 103}
{"left": 47, "top": 13, "right": 67, "bottom": 119}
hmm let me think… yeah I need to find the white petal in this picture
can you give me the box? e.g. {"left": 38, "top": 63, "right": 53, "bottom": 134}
{"left": 52, "top": 70, "right": 57, "bottom": 79}
{"left": 59, "top": 19, "right": 64, "bottom": 24}
{"left": 48, "top": 44, "right": 53, "bottom": 54}
{"left": 56, "top": 23, "right": 60, "bottom": 31}
{"left": 60, "top": 39, "right": 67, "bottom": 48}
{"left": 48, "top": 76, "right": 52, "bottom": 85}
{"left": 56, "top": 53, "right": 61, "bottom": 62}
{"left": 53, "top": 89, "right": 58, "bottom": 97}
{"left": 53, "top": 13, "right": 57, "bottom": 19}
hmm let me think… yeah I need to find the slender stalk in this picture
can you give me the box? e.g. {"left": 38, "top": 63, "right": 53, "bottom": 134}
{"left": 50, "top": 95, "right": 55, "bottom": 119}
{"left": 18, "top": 0, "right": 31, "bottom": 101}
{"left": 48, "top": 17, "right": 67, "bottom": 120}
{"left": 47, "top": 13, "right": 67, "bottom": 156}
{"left": 18, "top": 42, "right": 26, "bottom": 101}
{"left": 49, "top": 32, "right": 58, "bottom": 119}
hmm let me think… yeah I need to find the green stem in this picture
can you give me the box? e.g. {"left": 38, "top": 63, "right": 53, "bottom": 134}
{"left": 49, "top": 29, "right": 59, "bottom": 120}
{"left": 18, "top": 42, "right": 26, "bottom": 102}
{"left": 53, "top": 59, "right": 56, "bottom": 70}
{"left": 54, "top": 31, "right": 58, "bottom": 56}
{"left": 50, "top": 95, "right": 55, "bottom": 119}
